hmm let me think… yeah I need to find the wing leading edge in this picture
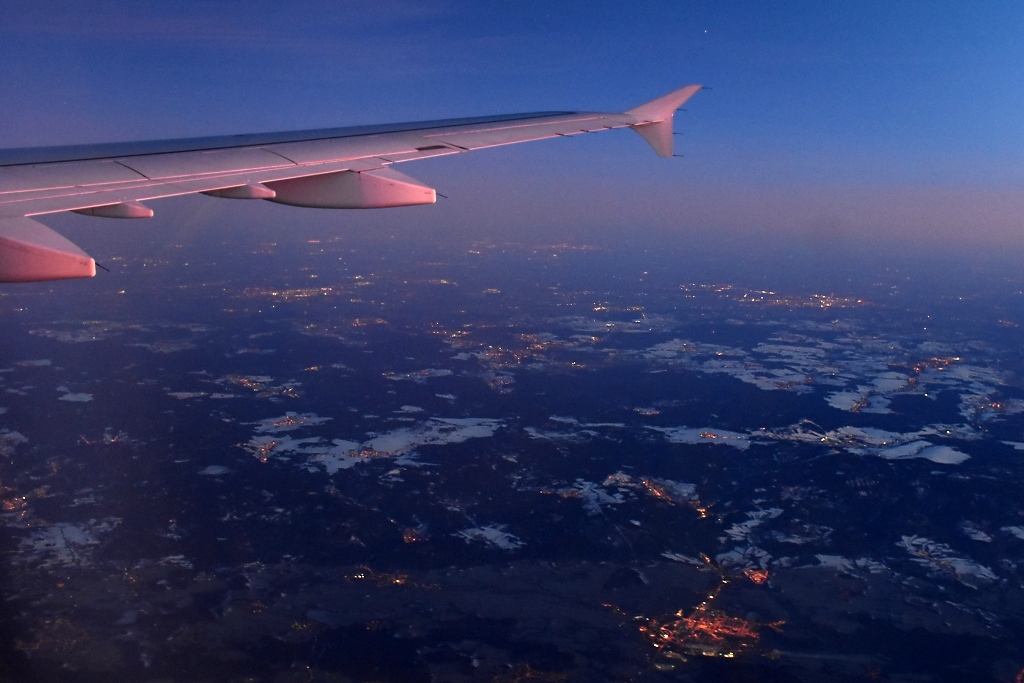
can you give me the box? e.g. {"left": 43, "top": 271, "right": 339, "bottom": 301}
{"left": 0, "top": 85, "right": 701, "bottom": 283}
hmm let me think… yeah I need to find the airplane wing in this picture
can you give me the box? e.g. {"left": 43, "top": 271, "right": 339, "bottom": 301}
{"left": 0, "top": 85, "right": 701, "bottom": 283}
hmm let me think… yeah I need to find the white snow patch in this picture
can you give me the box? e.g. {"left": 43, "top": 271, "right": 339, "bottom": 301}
{"left": 960, "top": 523, "right": 992, "bottom": 543}
{"left": 455, "top": 525, "right": 523, "bottom": 550}
{"left": 364, "top": 418, "right": 501, "bottom": 454}
{"left": 898, "top": 535, "right": 997, "bottom": 588}
{"left": 305, "top": 440, "right": 363, "bottom": 474}
{"left": 59, "top": 392, "right": 93, "bottom": 402}
{"left": 878, "top": 442, "right": 969, "bottom": 465}
{"left": 248, "top": 412, "right": 331, "bottom": 434}
{"left": 771, "top": 524, "right": 832, "bottom": 545}
{"left": 662, "top": 552, "right": 707, "bottom": 567}
{"left": 15, "top": 519, "right": 119, "bottom": 568}
{"left": 716, "top": 545, "right": 772, "bottom": 570}
{"left": 775, "top": 424, "right": 970, "bottom": 463}
{"left": 385, "top": 368, "right": 453, "bottom": 383}
{"left": 0, "top": 430, "right": 28, "bottom": 456}
{"left": 872, "top": 372, "right": 909, "bottom": 392}
{"left": 814, "top": 555, "right": 888, "bottom": 574}
{"left": 826, "top": 391, "right": 865, "bottom": 411}
{"left": 649, "top": 426, "right": 751, "bottom": 450}
{"left": 723, "top": 508, "right": 783, "bottom": 542}
{"left": 244, "top": 418, "right": 501, "bottom": 474}
{"left": 601, "top": 473, "right": 697, "bottom": 504}
{"left": 157, "top": 554, "right": 194, "bottom": 569}
{"left": 168, "top": 392, "right": 206, "bottom": 400}
{"left": 557, "top": 479, "right": 627, "bottom": 515}
{"left": 524, "top": 426, "right": 589, "bottom": 442}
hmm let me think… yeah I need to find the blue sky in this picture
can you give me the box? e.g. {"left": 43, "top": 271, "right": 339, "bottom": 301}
{"left": 2, "top": 1, "right": 1023, "bottom": 250}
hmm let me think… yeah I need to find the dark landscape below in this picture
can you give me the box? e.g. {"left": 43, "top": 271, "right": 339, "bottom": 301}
{"left": 2, "top": 230, "right": 1024, "bottom": 682}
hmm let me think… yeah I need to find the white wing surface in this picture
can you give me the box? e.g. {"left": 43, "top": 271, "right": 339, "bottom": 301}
{"left": 0, "top": 85, "right": 701, "bottom": 283}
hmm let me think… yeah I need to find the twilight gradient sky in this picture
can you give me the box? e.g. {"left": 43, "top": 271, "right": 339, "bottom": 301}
{"left": 2, "top": 1, "right": 1023, "bottom": 251}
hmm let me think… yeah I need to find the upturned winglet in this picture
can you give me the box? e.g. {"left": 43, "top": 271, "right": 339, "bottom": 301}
{"left": 625, "top": 84, "right": 702, "bottom": 157}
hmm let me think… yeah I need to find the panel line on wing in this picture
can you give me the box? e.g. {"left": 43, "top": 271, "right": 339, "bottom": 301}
{"left": 113, "top": 160, "right": 152, "bottom": 181}
{"left": 423, "top": 114, "right": 606, "bottom": 138}
{"left": 259, "top": 148, "right": 300, "bottom": 165}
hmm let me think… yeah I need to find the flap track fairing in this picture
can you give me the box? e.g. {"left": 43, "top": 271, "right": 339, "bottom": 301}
{"left": 265, "top": 167, "right": 435, "bottom": 209}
